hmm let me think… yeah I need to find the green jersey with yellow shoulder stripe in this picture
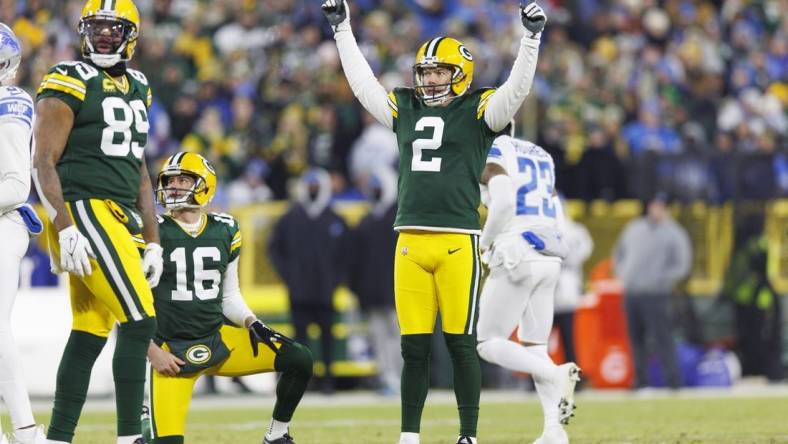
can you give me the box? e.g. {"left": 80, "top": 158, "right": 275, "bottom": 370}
{"left": 153, "top": 212, "right": 242, "bottom": 341}
{"left": 388, "top": 87, "right": 498, "bottom": 233}
{"left": 37, "top": 61, "right": 152, "bottom": 207}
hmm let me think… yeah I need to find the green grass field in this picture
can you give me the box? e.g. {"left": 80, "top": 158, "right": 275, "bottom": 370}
{"left": 5, "top": 390, "right": 788, "bottom": 443}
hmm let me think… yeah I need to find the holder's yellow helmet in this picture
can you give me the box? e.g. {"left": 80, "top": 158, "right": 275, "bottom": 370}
{"left": 413, "top": 36, "right": 474, "bottom": 105}
{"left": 156, "top": 152, "right": 217, "bottom": 209}
{"left": 79, "top": 0, "right": 140, "bottom": 68}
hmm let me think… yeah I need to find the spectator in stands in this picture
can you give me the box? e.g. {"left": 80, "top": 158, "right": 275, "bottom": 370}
{"left": 554, "top": 199, "right": 593, "bottom": 365}
{"left": 348, "top": 166, "right": 401, "bottom": 395}
{"left": 613, "top": 192, "right": 692, "bottom": 389}
{"left": 268, "top": 168, "right": 348, "bottom": 393}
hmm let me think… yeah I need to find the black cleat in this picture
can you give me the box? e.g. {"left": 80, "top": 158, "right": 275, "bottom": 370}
{"left": 264, "top": 433, "right": 296, "bottom": 444}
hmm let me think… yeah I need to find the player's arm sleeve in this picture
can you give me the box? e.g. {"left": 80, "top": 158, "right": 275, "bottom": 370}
{"left": 334, "top": 31, "right": 394, "bottom": 129}
{"left": 482, "top": 35, "right": 541, "bottom": 132}
{"left": 36, "top": 66, "right": 86, "bottom": 115}
{"left": 221, "top": 257, "right": 255, "bottom": 327}
{"left": 0, "top": 122, "right": 31, "bottom": 212}
{"left": 479, "top": 173, "right": 515, "bottom": 250}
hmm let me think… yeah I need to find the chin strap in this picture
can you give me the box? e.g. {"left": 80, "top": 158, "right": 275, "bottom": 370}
{"left": 103, "top": 61, "right": 128, "bottom": 77}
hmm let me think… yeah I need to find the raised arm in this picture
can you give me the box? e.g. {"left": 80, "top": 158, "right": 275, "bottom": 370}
{"left": 483, "top": 1, "right": 546, "bottom": 132}
{"left": 322, "top": 0, "right": 394, "bottom": 129}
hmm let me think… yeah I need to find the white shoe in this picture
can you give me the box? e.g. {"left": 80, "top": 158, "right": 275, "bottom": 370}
{"left": 532, "top": 425, "right": 568, "bottom": 444}
{"left": 556, "top": 363, "right": 581, "bottom": 425}
{"left": 9, "top": 425, "right": 47, "bottom": 444}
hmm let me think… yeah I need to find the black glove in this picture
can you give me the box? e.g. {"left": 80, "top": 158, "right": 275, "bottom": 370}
{"left": 520, "top": 0, "right": 547, "bottom": 37}
{"left": 321, "top": 0, "right": 350, "bottom": 33}
{"left": 249, "top": 320, "right": 294, "bottom": 356}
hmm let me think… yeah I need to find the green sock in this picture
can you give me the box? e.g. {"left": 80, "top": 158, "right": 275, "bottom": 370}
{"left": 400, "top": 334, "right": 432, "bottom": 433}
{"left": 272, "top": 343, "right": 314, "bottom": 422}
{"left": 114, "top": 317, "right": 157, "bottom": 436}
{"left": 444, "top": 333, "right": 480, "bottom": 437}
{"left": 47, "top": 330, "right": 107, "bottom": 442}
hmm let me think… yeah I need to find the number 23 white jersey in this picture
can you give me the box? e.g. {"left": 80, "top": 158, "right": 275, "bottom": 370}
{"left": 484, "top": 135, "right": 559, "bottom": 237}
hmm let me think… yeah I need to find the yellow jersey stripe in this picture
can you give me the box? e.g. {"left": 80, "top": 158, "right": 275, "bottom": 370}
{"left": 38, "top": 78, "right": 86, "bottom": 101}
{"left": 387, "top": 92, "right": 398, "bottom": 118}
{"left": 146, "top": 88, "right": 152, "bottom": 107}
{"left": 476, "top": 89, "right": 496, "bottom": 119}
{"left": 230, "top": 240, "right": 242, "bottom": 252}
{"left": 47, "top": 73, "right": 87, "bottom": 91}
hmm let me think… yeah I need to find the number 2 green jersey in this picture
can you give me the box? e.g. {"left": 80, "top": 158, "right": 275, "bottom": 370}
{"left": 37, "top": 61, "right": 152, "bottom": 207}
{"left": 390, "top": 87, "right": 498, "bottom": 233}
{"left": 153, "top": 213, "right": 242, "bottom": 341}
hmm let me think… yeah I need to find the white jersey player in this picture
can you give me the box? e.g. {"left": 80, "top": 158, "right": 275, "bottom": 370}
{"left": 476, "top": 133, "right": 580, "bottom": 444}
{"left": 0, "top": 23, "right": 46, "bottom": 444}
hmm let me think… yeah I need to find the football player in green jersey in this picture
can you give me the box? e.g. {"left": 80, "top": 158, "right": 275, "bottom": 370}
{"left": 144, "top": 152, "right": 312, "bottom": 444}
{"left": 323, "top": 1, "right": 547, "bottom": 443}
{"left": 31, "top": 1, "right": 159, "bottom": 443}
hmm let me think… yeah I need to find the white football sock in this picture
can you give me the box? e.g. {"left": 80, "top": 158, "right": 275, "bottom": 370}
{"left": 0, "top": 329, "right": 36, "bottom": 430}
{"left": 524, "top": 345, "right": 561, "bottom": 428}
{"left": 477, "top": 338, "right": 556, "bottom": 380}
{"left": 116, "top": 435, "right": 141, "bottom": 444}
{"left": 399, "top": 432, "right": 420, "bottom": 444}
{"left": 46, "top": 440, "right": 70, "bottom": 444}
{"left": 266, "top": 419, "right": 289, "bottom": 440}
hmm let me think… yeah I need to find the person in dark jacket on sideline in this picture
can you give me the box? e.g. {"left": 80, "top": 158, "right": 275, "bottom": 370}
{"left": 269, "top": 167, "right": 348, "bottom": 393}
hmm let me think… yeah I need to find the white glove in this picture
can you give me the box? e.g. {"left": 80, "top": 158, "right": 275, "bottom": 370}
{"left": 58, "top": 225, "right": 95, "bottom": 277}
{"left": 142, "top": 243, "right": 164, "bottom": 288}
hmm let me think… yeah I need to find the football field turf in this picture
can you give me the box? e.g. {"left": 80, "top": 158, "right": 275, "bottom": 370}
{"left": 5, "top": 388, "right": 788, "bottom": 443}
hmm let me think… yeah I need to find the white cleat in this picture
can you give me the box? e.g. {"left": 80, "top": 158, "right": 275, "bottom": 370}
{"left": 556, "top": 363, "right": 582, "bottom": 425}
{"left": 9, "top": 425, "right": 47, "bottom": 444}
{"left": 532, "top": 425, "right": 568, "bottom": 444}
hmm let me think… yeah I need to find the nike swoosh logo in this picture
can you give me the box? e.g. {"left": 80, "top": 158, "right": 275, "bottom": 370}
{"left": 448, "top": 248, "right": 462, "bottom": 255}
{"left": 56, "top": 67, "right": 68, "bottom": 76}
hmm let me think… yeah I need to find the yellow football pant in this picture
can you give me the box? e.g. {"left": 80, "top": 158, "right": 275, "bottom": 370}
{"left": 45, "top": 199, "right": 155, "bottom": 336}
{"left": 148, "top": 325, "right": 279, "bottom": 439}
{"left": 394, "top": 232, "right": 481, "bottom": 335}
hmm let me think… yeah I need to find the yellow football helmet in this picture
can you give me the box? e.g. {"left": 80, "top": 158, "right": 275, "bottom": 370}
{"left": 78, "top": 0, "right": 140, "bottom": 68}
{"left": 413, "top": 36, "right": 474, "bottom": 105}
{"left": 156, "top": 152, "right": 217, "bottom": 209}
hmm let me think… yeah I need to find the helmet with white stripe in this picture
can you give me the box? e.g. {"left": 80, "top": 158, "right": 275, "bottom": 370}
{"left": 156, "top": 152, "right": 217, "bottom": 209}
{"left": 413, "top": 36, "right": 474, "bottom": 106}
{"left": 79, "top": 0, "right": 140, "bottom": 68}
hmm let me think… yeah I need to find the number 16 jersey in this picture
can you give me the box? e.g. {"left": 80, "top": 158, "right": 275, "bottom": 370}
{"left": 153, "top": 213, "right": 242, "bottom": 342}
{"left": 37, "top": 61, "right": 151, "bottom": 207}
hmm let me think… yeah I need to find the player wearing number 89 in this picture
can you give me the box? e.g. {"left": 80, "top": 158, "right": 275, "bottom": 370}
{"left": 145, "top": 152, "right": 312, "bottom": 444}
{"left": 322, "top": 0, "right": 546, "bottom": 443}
{"left": 476, "top": 133, "right": 581, "bottom": 444}
{"left": 31, "top": 1, "right": 160, "bottom": 443}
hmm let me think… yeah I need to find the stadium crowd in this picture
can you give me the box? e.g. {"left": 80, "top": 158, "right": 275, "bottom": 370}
{"left": 5, "top": 0, "right": 786, "bottom": 208}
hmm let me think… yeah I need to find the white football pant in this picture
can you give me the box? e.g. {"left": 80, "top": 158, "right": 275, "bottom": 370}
{"left": 477, "top": 244, "right": 561, "bottom": 380}
{"left": 0, "top": 213, "right": 35, "bottom": 433}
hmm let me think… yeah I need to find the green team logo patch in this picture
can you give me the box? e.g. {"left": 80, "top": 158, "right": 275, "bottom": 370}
{"left": 186, "top": 344, "right": 212, "bottom": 364}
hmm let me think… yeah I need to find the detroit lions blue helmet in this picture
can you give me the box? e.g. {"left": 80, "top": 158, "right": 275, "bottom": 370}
{"left": 0, "top": 23, "right": 21, "bottom": 83}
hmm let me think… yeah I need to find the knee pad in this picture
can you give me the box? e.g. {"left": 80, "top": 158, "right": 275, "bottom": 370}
{"left": 118, "top": 317, "right": 157, "bottom": 342}
{"left": 401, "top": 334, "right": 431, "bottom": 364}
{"left": 276, "top": 342, "right": 314, "bottom": 377}
{"left": 444, "top": 333, "right": 477, "bottom": 365}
